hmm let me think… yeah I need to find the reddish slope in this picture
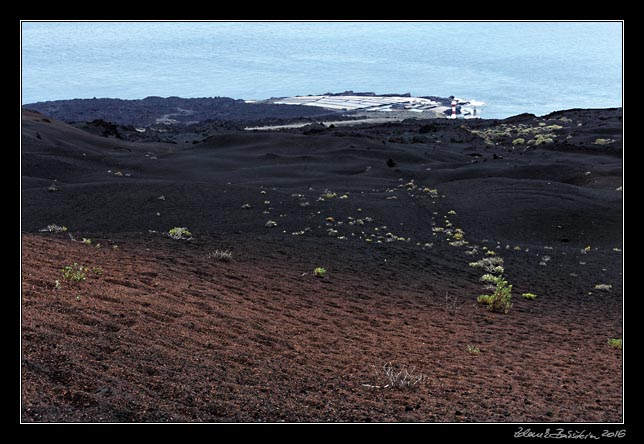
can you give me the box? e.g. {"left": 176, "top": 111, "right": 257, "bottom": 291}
{"left": 22, "top": 231, "right": 622, "bottom": 422}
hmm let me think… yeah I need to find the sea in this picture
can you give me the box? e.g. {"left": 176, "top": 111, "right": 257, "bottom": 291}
{"left": 21, "top": 21, "right": 622, "bottom": 119}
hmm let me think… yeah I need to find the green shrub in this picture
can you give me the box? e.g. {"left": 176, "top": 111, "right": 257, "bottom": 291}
{"left": 512, "top": 138, "right": 525, "bottom": 145}
{"left": 320, "top": 191, "right": 337, "bottom": 200}
{"left": 62, "top": 263, "right": 87, "bottom": 282}
{"left": 607, "top": 338, "right": 622, "bottom": 350}
{"left": 535, "top": 135, "right": 555, "bottom": 145}
{"left": 477, "top": 275, "right": 513, "bottom": 314}
{"left": 522, "top": 292, "right": 537, "bottom": 300}
{"left": 168, "top": 227, "right": 192, "bottom": 239}
{"left": 313, "top": 267, "right": 326, "bottom": 277}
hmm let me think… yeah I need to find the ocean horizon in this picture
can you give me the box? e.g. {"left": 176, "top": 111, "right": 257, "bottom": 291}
{"left": 21, "top": 21, "right": 622, "bottom": 119}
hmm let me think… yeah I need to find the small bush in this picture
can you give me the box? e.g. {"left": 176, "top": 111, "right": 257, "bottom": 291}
{"left": 313, "top": 267, "right": 326, "bottom": 277}
{"left": 469, "top": 256, "right": 505, "bottom": 275}
{"left": 321, "top": 190, "right": 337, "bottom": 200}
{"left": 381, "top": 363, "right": 424, "bottom": 389}
{"left": 607, "top": 338, "right": 622, "bottom": 350}
{"left": 512, "top": 138, "right": 525, "bottom": 145}
{"left": 62, "top": 263, "right": 87, "bottom": 282}
{"left": 477, "top": 275, "right": 513, "bottom": 314}
{"left": 594, "top": 284, "right": 612, "bottom": 292}
{"left": 168, "top": 227, "right": 192, "bottom": 239}
{"left": 207, "top": 250, "right": 233, "bottom": 262}
{"left": 535, "top": 135, "right": 555, "bottom": 145}
{"left": 593, "top": 138, "right": 615, "bottom": 145}
{"left": 423, "top": 188, "right": 439, "bottom": 197}
{"left": 522, "top": 292, "right": 537, "bottom": 300}
{"left": 39, "top": 224, "right": 68, "bottom": 233}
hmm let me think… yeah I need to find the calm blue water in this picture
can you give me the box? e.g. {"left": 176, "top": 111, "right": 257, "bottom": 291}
{"left": 21, "top": 22, "right": 622, "bottom": 118}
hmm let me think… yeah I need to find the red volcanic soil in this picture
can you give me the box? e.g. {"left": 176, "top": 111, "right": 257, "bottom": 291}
{"left": 21, "top": 109, "right": 623, "bottom": 422}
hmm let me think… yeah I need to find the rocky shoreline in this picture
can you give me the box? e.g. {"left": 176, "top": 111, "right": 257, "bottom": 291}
{"left": 23, "top": 95, "right": 342, "bottom": 127}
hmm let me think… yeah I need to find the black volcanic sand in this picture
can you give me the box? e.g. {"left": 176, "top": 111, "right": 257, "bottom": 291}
{"left": 21, "top": 108, "right": 623, "bottom": 422}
